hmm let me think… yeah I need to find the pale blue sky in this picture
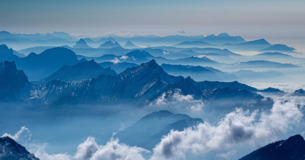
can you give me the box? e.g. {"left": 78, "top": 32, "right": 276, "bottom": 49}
{"left": 1, "top": 0, "right": 305, "bottom": 47}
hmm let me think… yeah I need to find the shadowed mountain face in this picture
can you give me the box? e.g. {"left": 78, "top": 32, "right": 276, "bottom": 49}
{"left": 0, "top": 61, "right": 29, "bottom": 102}
{"left": 236, "top": 60, "right": 297, "bottom": 68}
{"left": 29, "top": 60, "right": 271, "bottom": 108}
{"left": 99, "top": 40, "right": 121, "bottom": 49}
{"left": 116, "top": 110, "right": 203, "bottom": 149}
{"left": 239, "top": 135, "right": 305, "bottom": 160}
{"left": 161, "top": 63, "right": 236, "bottom": 81}
{"left": 16, "top": 47, "right": 79, "bottom": 81}
{"left": 202, "top": 33, "right": 245, "bottom": 45}
{"left": 260, "top": 44, "right": 295, "bottom": 53}
{"left": 292, "top": 89, "right": 305, "bottom": 96}
{"left": 73, "top": 39, "right": 90, "bottom": 48}
{"left": 175, "top": 40, "right": 210, "bottom": 47}
{"left": 0, "top": 44, "right": 18, "bottom": 62}
{"left": 41, "top": 60, "right": 116, "bottom": 83}
{"left": 0, "top": 136, "right": 39, "bottom": 160}
{"left": 124, "top": 41, "right": 138, "bottom": 48}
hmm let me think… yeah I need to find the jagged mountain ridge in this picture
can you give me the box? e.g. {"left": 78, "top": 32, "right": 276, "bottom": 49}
{"left": 240, "top": 134, "right": 305, "bottom": 160}
{"left": 0, "top": 136, "right": 39, "bottom": 160}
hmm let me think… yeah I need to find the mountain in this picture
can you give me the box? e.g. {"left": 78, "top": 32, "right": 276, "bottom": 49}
{"left": 239, "top": 39, "right": 271, "bottom": 46}
{"left": 239, "top": 134, "right": 305, "bottom": 160}
{"left": 255, "top": 52, "right": 294, "bottom": 58}
{"left": 0, "top": 31, "right": 75, "bottom": 44}
{"left": 73, "top": 39, "right": 90, "bottom": 48}
{"left": 236, "top": 39, "right": 271, "bottom": 50}
{"left": 260, "top": 44, "right": 295, "bottom": 53}
{"left": 30, "top": 60, "right": 271, "bottom": 109}
{"left": 95, "top": 54, "right": 117, "bottom": 62}
{"left": 0, "top": 44, "right": 18, "bottom": 62}
{"left": 98, "top": 40, "right": 121, "bottom": 49}
{"left": 292, "top": 89, "right": 305, "bottom": 96}
{"left": 41, "top": 60, "right": 116, "bottom": 83}
{"left": 236, "top": 60, "right": 297, "bottom": 68}
{"left": 115, "top": 110, "right": 203, "bottom": 149}
{"left": 124, "top": 41, "right": 138, "bottom": 48}
{"left": 0, "top": 61, "right": 30, "bottom": 102}
{"left": 175, "top": 41, "right": 210, "bottom": 47}
{"left": 125, "top": 50, "right": 154, "bottom": 63}
{"left": 16, "top": 47, "right": 79, "bottom": 81}
{"left": 99, "top": 61, "right": 137, "bottom": 73}
{"left": 0, "top": 136, "right": 39, "bottom": 160}
{"left": 202, "top": 33, "right": 245, "bottom": 45}
{"left": 161, "top": 63, "right": 236, "bottom": 81}
{"left": 173, "top": 56, "right": 218, "bottom": 65}
{"left": 259, "top": 87, "right": 285, "bottom": 95}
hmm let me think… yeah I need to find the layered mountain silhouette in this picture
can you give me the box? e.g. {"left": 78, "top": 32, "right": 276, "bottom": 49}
{"left": 202, "top": 33, "right": 245, "bottom": 45}
{"left": 99, "top": 40, "right": 121, "bottom": 49}
{"left": 0, "top": 136, "right": 39, "bottom": 160}
{"left": 292, "top": 89, "right": 305, "bottom": 96}
{"left": 28, "top": 60, "right": 271, "bottom": 108}
{"left": 0, "top": 44, "right": 19, "bottom": 62}
{"left": 261, "top": 44, "right": 295, "bottom": 53}
{"left": 124, "top": 41, "right": 138, "bottom": 48}
{"left": 116, "top": 110, "right": 202, "bottom": 149}
{"left": 41, "top": 60, "right": 116, "bottom": 83}
{"left": 175, "top": 41, "right": 210, "bottom": 47}
{"left": 73, "top": 39, "right": 90, "bottom": 48}
{"left": 15, "top": 47, "right": 79, "bottom": 80}
{"left": 235, "top": 60, "right": 297, "bottom": 68}
{"left": 99, "top": 61, "right": 137, "bottom": 73}
{"left": 0, "top": 61, "right": 29, "bottom": 102}
{"left": 240, "top": 134, "right": 305, "bottom": 160}
{"left": 234, "top": 39, "right": 271, "bottom": 50}
{"left": 161, "top": 63, "right": 236, "bottom": 81}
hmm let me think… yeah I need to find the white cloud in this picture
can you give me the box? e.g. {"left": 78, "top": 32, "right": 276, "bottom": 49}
{"left": 111, "top": 57, "right": 120, "bottom": 64}
{"left": 31, "top": 144, "right": 71, "bottom": 160}
{"left": 150, "top": 89, "right": 204, "bottom": 114}
{"left": 74, "top": 137, "right": 98, "bottom": 160}
{"left": 151, "top": 99, "right": 303, "bottom": 160}
{"left": 75, "top": 137, "right": 149, "bottom": 160}
{"left": 120, "top": 56, "right": 129, "bottom": 60}
{"left": 1, "top": 126, "right": 32, "bottom": 144}
{"left": 162, "top": 51, "right": 170, "bottom": 55}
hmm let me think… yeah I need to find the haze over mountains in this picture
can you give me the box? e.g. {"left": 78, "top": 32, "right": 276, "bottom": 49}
{"left": 1, "top": 31, "right": 305, "bottom": 160}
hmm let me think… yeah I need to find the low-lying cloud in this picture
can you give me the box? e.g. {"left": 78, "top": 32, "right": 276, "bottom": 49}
{"left": 150, "top": 89, "right": 204, "bottom": 114}
{"left": 2, "top": 97, "right": 304, "bottom": 160}
{"left": 151, "top": 99, "right": 303, "bottom": 159}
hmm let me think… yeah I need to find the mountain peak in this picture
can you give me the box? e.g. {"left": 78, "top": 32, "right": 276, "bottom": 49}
{"left": 240, "top": 134, "right": 305, "bottom": 160}
{"left": 218, "top": 33, "right": 230, "bottom": 37}
{"left": 0, "top": 61, "right": 17, "bottom": 71}
{"left": 126, "top": 50, "right": 153, "bottom": 59}
{"left": 124, "top": 41, "right": 137, "bottom": 48}
{"left": 99, "top": 40, "right": 121, "bottom": 48}
{"left": 73, "top": 38, "right": 90, "bottom": 48}
{"left": 0, "top": 136, "right": 39, "bottom": 160}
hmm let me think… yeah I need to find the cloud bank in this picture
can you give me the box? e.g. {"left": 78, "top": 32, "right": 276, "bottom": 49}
{"left": 151, "top": 99, "right": 303, "bottom": 159}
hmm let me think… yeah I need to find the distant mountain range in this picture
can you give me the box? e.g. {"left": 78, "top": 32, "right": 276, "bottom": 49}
{"left": 73, "top": 39, "right": 91, "bottom": 48}
{"left": 260, "top": 44, "right": 295, "bottom": 53}
{"left": 0, "top": 136, "right": 39, "bottom": 160}
{"left": 0, "top": 58, "right": 272, "bottom": 109}
{"left": 240, "top": 134, "right": 305, "bottom": 160}
{"left": 116, "top": 110, "right": 202, "bottom": 149}
{"left": 235, "top": 60, "right": 297, "bottom": 68}
{"left": 40, "top": 60, "right": 116, "bottom": 83}
{"left": 124, "top": 41, "right": 138, "bottom": 48}
{"left": 99, "top": 40, "right": 122, "bottom": 49}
